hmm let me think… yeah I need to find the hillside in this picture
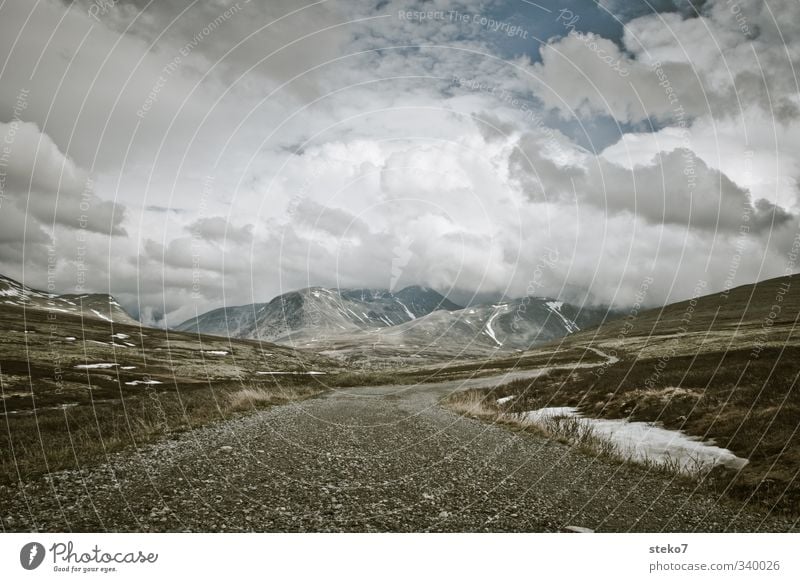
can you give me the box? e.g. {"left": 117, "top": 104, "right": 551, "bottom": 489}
{"left": 0, "top": 273, "right": 138, "bottom": 325}
{"left": 445, "top": 273, "right": 800, "bottom": 514}
{"left": 177, "top": 285, "right": 614, "bottom": 365}
{"left": 175, "top": 285, "right": 462, "bottom": 342}
{"left": 0, "top": 272, "right": 341, "bottom": 482}
{"left": 563, "top": 274, "right": 798, "bottom": 357}
{"left": 374, "top": 297, "right": 612, "bottom": 351}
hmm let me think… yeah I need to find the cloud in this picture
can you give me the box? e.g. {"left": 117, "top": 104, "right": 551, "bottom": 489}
{"left": 1, "top": 0, "right": 798, "bottom": 325}
{"left": 529, "top": 0, "right": 800, "bottom": 129}
{"left": 527, "top": 30, "right": 704, "bottom": 123}
{"left": 582, "top": 148, "right": 789, "bottom": 232}
{"left": 186, "top": 216, "right": 253, "bottom": 245}
{"left": 0, "top": 121, "right": 126, "bottom": 235}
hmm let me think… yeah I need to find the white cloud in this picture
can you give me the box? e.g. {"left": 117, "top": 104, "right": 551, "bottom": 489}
{"left": 1, "top": 0, "right": 798, "bottom": 324}
{"left": 0, "top": 121, "right": 126, "bottom": 235}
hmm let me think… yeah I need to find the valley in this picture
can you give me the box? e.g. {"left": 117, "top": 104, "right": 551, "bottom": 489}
{"left": 1, "top": 272, "right": 799, "bottom": 531}
{"left": 3, "top": 363, "right": 793, "bottom": 532}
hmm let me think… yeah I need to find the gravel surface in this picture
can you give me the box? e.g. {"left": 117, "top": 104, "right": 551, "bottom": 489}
{"left": 2, "top": 373, "right": 795, "bottom": 532}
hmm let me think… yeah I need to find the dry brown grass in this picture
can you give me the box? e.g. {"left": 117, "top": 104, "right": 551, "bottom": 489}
{"left": 0, "top": 380, "right": 326, "bottom": 484}
{"left": 442, "top": 344, "right": 800, "bottom": 515}
{"left": 226, "top": 384, "right": 324, "bottom": 411}
{"left": 444, "top": 388, "right": 714, "bottom": 482}
{"left": 445, "top": 390, "right": 499, "bottom": 419}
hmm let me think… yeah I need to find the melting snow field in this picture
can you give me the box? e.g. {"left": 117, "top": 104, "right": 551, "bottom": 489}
{"left": 75, "top": 363, "right": 118, "bottom": 369}
{"left": 90, "top": 309, "right": 113, "bottom": 322}
{"left": 519, "top": 407, "right": 748, "bottom": 472}
{"left": 484, "top": 304, "right": 510, "bottom": 346}
{"left": 545, "top": 301, "right": 580, "bottom": 333}
{"left": 256, "top": 371, "right": 327, "bottom": 375}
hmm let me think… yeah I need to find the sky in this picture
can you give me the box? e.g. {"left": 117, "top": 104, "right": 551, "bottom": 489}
{"left": 0, "top": 0, "right": 798, "bottom": 325}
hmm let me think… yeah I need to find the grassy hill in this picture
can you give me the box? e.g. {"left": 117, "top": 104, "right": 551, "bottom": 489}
{"left": 0, "top": 293, "right": 341, "bottom": 483}
{"left": 445, "top": 274, "right": 800, "bottom": 515}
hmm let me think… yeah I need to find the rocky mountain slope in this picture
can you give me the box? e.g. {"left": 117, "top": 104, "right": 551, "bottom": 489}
{"left": 0, "top": 273, "right": 138, "bottom": 325}
{"left": 373, "top": 297, "right": 611, "bottom": 352}
{"left": 175, "top": 285, "right": 463, "bottom": 342}
{"left": 178, "top": 285, "right": 615, "bottom": 364}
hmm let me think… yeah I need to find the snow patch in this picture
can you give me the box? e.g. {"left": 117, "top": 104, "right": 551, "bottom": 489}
{"left": 496, "top": 395, "right": 516, "bottom": 404}
{"left": 347, "top": 308, "right": 366, "bottom": 323}
{"left": 46, "top": 307, "right": 75, "bottom": 314}
{"left": 484, "top": 304, "right": 509, "bottom": 346}
{"left": 75, "top": 363, "right": 118, "bottom": 369}
{"left": 518, "top": 407, "right": 748, "bottom": 471}
{"left": 90, "top": 309, "right": 113, "bottom": 322}
{"left": 125, "top": 380, "right": 163, "bottom": 386}
{"left": 203, "top": 350, "right": 229, "bottom": 356}
{"left": 395, "top": 298, "right": 416, "bottom": 320}
{"left": 545, "top": 301, "right": 580, "bottom": 333}
{"left": 256, "top": 371, "right": 327, "bottom": 376}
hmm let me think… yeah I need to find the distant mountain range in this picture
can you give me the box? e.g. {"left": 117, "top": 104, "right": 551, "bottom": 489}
{"left": 0, "top": 274, "right": 138, "bottom": 325}
{"left": 0, "top": 272, "right": 615, "bottom": 361}
{"left": 176, "top": 285, "right": 614, "bottom": 358}
{"left": 175, "top": 285, "right": 462, "bottom": 342}
{"left": 370, "top": 297, "right": 611, "bottom": 352}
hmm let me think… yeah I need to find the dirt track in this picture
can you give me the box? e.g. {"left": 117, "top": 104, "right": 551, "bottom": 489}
{"left": 2, "top": 371, "right": 795, "bottom": 532}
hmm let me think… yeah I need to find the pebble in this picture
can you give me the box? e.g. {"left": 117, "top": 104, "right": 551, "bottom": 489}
{"left": 2, "top": 379, "right": 793, "bottom": 533}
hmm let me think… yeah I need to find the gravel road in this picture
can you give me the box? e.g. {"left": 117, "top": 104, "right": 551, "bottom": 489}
{"left": 2, "top": 371, "right": 795, "bottom": 532}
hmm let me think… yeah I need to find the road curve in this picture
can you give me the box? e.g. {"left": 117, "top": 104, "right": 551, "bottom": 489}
{"left": 2, "top": 369, "right": 794, "bottom": 532}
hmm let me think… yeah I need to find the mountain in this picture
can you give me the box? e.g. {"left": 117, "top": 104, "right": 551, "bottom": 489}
{"left": 372, "top": 297, "right": 612, "bottom": 352}
{"left": 178, "top": 284, "right": 615, "bottom": 364}
{"left": 175, "top": 285, "right": 463, "bottom": 342}
{"left": 0, "top": 273, "right": 138, "bottom": 325}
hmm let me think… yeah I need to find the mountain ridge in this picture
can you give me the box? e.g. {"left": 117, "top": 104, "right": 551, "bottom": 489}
{"left": 176, "top": 284, "right": 616, "bottom": 362}
{"left": 0, "top": 273, "right": 138, "bottom": 325}
{"left": 174, "top": 285, "right": 463, "bottom": 342}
